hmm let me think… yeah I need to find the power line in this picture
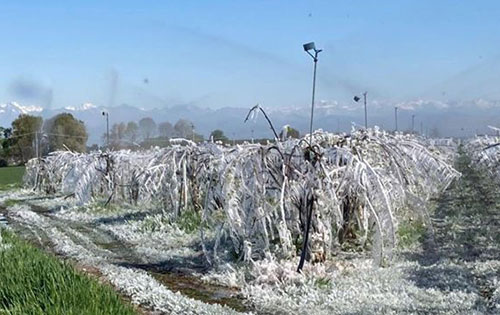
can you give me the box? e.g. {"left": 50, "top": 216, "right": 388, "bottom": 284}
{"left": 5, "top": 132, "right": 87, "bottom": 140}
{"left": 44, "top": 132, "right": 88, "bottom": 139}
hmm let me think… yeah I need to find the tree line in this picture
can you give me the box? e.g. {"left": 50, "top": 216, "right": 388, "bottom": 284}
{"left": 104, "top": 118, "right": 204, "bottom": 150}
{"left": 0, "top": 113, "right": 301, "bottom": 166}
{"left": 0, "top": 113, "right": 87, "bottom": 166}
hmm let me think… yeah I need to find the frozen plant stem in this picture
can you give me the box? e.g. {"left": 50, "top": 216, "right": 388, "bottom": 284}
{"left": 297, "top": 193, "right": 314, "bottom": 272}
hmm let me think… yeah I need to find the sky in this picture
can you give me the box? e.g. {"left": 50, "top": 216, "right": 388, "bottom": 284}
{"left": 1, "top": 0, "right": 499, "bottom": 110}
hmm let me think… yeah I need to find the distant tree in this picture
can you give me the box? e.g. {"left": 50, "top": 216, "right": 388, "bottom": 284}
{"left": 113, "top": 122, "right": 127, "bottom": 140}
{"left": 107, "top": 122, "right": 127, "bottom": 149}
{"left": 87, "top": 143, "right": 99, "bottom": 152}
{"left": 280, "top": 125, "right": 300, "bottom": 140}
{"left": 125, "top": 121, "right": 139, "bottom": 142}
{"left": 139, "top": 117, "right": 157, "bottom": 140}
{"left": 44, "top": 113, "right": 88, "bottom": 153}
{"left": 3, "top": 127, "right": 12, "bottom": 139}
{"left": 193, "top": 133, "right": 204, "bottom": 142}
{"left": 210, "top": 129, "right": 228, "bottom": 142}
{"left": 174, "top": 119, "right": 194, "bottom": 139}
{"left": 0, "top": 127, "right": 13, "bottom": 160}
{"left": 158, "top": 121, "right": 174, "bottom": 139}
{"left": 430, "top": 127, "right": 440, "bottom": 138}
{"left": 11, "top": 114, "right": 43, "bottom": 162}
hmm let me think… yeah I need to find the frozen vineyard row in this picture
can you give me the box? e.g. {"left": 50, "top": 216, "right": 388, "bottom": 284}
{"left": 24, "top": 128, "right": 460, "bottom": 267}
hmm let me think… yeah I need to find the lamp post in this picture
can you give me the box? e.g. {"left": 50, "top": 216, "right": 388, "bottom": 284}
{"left": 411, "top": 114, "right": 416, "bottom": 133}
{"left": 102, "top": 111, "right": 109, "bottom": 147}
{"left": 353, "top": 92, "right": 368, "bottom": 129}
{"left": 303, "top": 42, "right": 322, "bottom": 146}
{"left": 363, "top": 92, "right": 367, "bottom": 128}
{"left": 394, "top": 107, "right": 398, "bottom": 132}
{"left": 298, "top": 41, "right": 322, "bottom": 274}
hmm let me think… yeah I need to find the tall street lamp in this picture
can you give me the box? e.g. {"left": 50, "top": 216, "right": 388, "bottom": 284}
{"left": 394, "top": 106, "right": 398, "bottom": 132}
{"left": 411, "top": 114, "right": 416, "bottom": 133}
{"left": 354, "top": 92, "right": 368, "bottom": 129}
{"left": 102, "top": 111, "right": 109, "bottom": 147}
{"left": 303, "top": 42, "right": 322, "bottom": 146}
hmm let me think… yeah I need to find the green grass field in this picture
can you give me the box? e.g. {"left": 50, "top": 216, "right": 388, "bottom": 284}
{"left": 0, "top": 229, "right": 137, "bottom": 315}
{"left": 0, "top": 166, "right": 25, "bottom": 190}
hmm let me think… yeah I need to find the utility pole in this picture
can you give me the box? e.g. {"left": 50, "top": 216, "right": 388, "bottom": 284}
{"left": 420, "top": 122, "right": 423, "bottom": 135}
{"left": 363, "top": 91, "right": 368, "bottom": 129}
{"left": 411, "top": 114, "right": 416, "bottom": 133}
{"left": 394, "top": 107, "right": 398, "bottom": 132}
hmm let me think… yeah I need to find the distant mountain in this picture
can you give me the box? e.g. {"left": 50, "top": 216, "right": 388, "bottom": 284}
{"left": 0, "top": 102, "right": 43, "bottom": 127}
{"left": 3, "top": 99, "right": 500, "bottom": 143}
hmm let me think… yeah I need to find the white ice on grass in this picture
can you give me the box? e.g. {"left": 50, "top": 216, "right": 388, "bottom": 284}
{"left": 101, "top": 264, "right": 244, "bottom": 315}
{"left": 242, "top": 260, "right": 480, "bottom": 314}
{"left": 6, "top": 193, "right": 498, "bottom": 314}
{"left": 0, "top": 189, "right": 35, "bottom": 204}
{"left": 54, "top": 207, "right": 202, "bottom": 264}
{"left": 6, "top": 204, "right": 247, "bottom": 314}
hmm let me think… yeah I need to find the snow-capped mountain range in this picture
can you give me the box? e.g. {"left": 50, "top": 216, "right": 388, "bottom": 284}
{"left": 2, "top": 99, "right": 500, "bottom": 144}
{"left": 0, "top": 102, "right": 43, "bottom": 115}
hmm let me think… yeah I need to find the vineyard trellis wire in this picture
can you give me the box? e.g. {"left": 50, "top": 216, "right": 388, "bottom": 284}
{"left": 24, "top": 128, "right": 460, "bottom": 269}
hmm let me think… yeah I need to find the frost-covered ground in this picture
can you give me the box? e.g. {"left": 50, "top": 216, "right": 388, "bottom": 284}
{"left": 0, "top": 149, "right": 499, "bottom": 314}
{"left": 0, "top": 197, "right": 244, "bottom": 314}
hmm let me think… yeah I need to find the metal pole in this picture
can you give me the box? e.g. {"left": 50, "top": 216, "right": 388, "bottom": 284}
{"left": 34, "top": 131, "right": 38, "bottom": 159}
{"left": 363, "top": 91, "right": 367, "bottom": 129}
{"left": 395, "top": 107, "right": 398, "bottom": 131}
{"left": 309, "top": 52, "right": 318, "bottom": 147}
{"left": 411, "top": 114, "right": 415, "bottom": 133}
{"left": 106, "top": 113, "right": 110, "bottom": 147}
{"left": 420, "top": 122, "right": 423, "bottom": 135}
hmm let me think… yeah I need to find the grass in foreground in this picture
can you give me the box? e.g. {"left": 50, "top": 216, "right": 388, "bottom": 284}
{"left": 0, "top": 229, "right": 137, "bottom": 315}
{"left": 0, "top": 166, "right": 25, "bottom": 191}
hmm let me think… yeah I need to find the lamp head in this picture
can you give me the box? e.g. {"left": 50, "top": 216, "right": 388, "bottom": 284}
{"left": 353, "top": 96, "right": 361, "bottom": 102}
{"left": 303, "top": 42, "right": 316, "bottom": 52}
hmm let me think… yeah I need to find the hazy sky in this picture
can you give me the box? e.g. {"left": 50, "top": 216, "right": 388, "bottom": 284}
{"left": 1, "top": 0, "right": 499, "bottom": 110}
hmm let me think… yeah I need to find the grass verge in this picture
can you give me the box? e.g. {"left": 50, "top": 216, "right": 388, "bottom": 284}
{"left": 397, "top": 218, "right": 426, "bottom": 249}
{"left": 0, "top": 229, "right": 137, "bottom": 315}
{"left": 0, "top": 166, "right": 25, "bottom": 191}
